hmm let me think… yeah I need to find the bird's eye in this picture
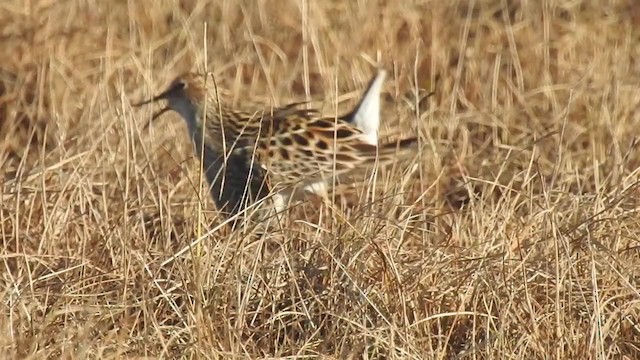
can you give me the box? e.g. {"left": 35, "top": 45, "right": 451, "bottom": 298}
{"left": 174, "top": 80, "right": 186, "bottom": 90}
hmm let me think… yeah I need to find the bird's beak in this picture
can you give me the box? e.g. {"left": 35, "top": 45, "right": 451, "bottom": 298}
{"left": 132, "top": 83, "right": 179, "bottom": 130}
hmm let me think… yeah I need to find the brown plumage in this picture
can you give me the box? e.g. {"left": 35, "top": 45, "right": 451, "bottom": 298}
{"left": 134, "top": 70, "right": 418, "bottom": 218}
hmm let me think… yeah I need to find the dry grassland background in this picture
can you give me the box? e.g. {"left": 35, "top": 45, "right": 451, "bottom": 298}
{"left": 2, "top": 0, "right": 640, "bottom": 358}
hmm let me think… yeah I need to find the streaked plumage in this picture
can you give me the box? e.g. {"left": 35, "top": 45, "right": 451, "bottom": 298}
{"left": 134, "top": 70, "right": 418, "bottom": 219}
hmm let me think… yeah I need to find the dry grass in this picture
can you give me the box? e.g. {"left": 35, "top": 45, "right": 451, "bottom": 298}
{"left": 2, "top": 0, "right": 640, "bottom": 358}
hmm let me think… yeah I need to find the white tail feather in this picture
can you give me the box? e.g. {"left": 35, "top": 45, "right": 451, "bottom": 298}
{"left": 351, "top": 70, "right": 386, "bottom": 146}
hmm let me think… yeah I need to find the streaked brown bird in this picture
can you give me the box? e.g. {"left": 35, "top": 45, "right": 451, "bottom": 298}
{"left": 133, "top": 70, "right": 418, "bottom": 220}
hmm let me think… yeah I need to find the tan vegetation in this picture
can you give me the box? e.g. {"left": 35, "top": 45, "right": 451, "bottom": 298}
{"left": 2, "top": 0, "right": 640, "bottom": 358}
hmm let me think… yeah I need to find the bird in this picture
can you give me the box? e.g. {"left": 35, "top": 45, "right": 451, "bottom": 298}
{"left": 133, "top": 69, "right": 419, "bottom": 221}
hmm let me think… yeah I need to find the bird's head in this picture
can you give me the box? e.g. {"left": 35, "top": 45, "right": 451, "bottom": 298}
{"left": 133, "top": 72, "right": 211, "bottom": 130}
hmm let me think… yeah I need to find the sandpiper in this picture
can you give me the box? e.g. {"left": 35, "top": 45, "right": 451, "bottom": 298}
{"left": 134, "top": 70, "right": 418, "bottom": 220}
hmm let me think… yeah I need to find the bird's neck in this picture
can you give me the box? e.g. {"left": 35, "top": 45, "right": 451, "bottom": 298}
{"left": 177, "top": 94, "right": 264, "bottom": 155}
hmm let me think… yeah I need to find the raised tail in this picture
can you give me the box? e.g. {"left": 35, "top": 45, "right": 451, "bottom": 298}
{"left": 341, "top": 70, "right": 387, "bottom": 146}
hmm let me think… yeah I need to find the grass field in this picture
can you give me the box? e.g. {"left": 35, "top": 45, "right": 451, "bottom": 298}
{"left": 2, "top": 0, "right": 640, "bottom": 358}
